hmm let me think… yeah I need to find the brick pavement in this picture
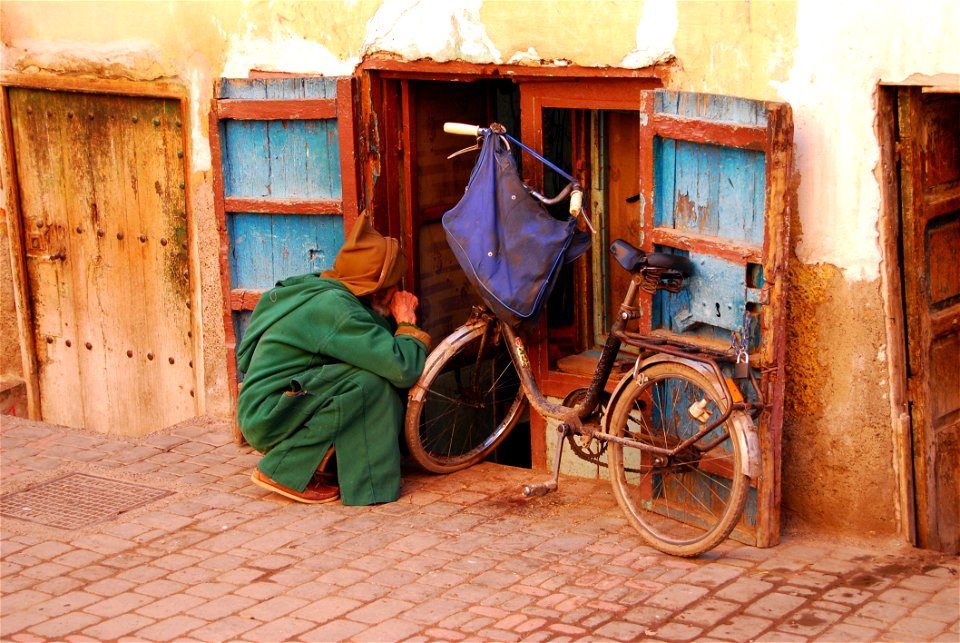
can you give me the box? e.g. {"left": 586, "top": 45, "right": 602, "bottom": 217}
{"left": 1, "top": 414, "right": 957, "bottom": 642}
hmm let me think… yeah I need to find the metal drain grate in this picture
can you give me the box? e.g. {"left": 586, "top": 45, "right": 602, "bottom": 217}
{"left": 0, "top": 473, "right": 173, "bottom": 530}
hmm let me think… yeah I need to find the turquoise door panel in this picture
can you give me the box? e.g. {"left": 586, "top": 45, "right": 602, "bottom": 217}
{"left": 218, "top": 77, "right": 346, "bottom": 291}
{"left": 654, "top": 139, "right": 765, "bottom": 246}
{"left": 222, "top": 119, "right": 341, "bottom": 199}
{"left": 639, "top": 89, "right": 795, "bottom": 548}
{"left": 227, "top": 212, "right": 343, "bottom": 289}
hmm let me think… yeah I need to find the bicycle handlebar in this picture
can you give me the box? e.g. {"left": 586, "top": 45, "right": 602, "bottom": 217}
{"left": 443, "top": 122, "right": 483, "bottom": 137}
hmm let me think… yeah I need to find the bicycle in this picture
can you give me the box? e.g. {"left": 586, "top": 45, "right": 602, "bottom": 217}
{"left": 405, "top": 123, "right": 763, "bottom": 557}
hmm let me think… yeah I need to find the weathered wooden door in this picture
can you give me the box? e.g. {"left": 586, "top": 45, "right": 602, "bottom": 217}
{"left": 9, "top": 88, "right": 196, "bottom": 435}
{"left": 898, "top": 88, "right": 960, "bottom": 553}
{"left": 210, "top": 77, "right": 359, "bottom": 424}
{"left": 636, "top": 90, "right": 793, "bottom": 548}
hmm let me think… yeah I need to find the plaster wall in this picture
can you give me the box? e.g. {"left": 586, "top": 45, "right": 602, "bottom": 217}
{"left": 1, "top": 0, "right": 956, "bottom": 536}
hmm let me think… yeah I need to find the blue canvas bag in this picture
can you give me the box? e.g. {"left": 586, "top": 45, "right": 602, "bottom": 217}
{"left": 443, "top": 131, "right": 589, "bottom": 328}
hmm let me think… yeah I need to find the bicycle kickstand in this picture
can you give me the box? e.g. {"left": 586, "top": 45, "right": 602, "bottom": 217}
{"left": 522, "top": 423, "right": 569, "bottom": 497}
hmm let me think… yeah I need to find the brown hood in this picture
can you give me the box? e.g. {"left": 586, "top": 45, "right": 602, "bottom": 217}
{"left": 321, "top": 212, "right": 405, "bottom": 297}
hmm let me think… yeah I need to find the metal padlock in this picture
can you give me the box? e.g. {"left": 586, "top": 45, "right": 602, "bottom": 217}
{"left": 734, "top": 352, "right": 750, "bottom": 379}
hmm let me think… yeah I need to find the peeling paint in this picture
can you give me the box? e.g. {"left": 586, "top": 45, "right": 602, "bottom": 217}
{"left": 3, "top": 38, "right": 175, "bottom": 80}
{"left": 222, "top": 36, "right": 358, "bottom": 77}
{"left": 187, "top": 63, "right": 212, "bottom": 172}
{"left": 621, "top": 0, "right": 677, "bottom": 69}
{"left": 364, "top": 0, "right": 499, "bottom": 64}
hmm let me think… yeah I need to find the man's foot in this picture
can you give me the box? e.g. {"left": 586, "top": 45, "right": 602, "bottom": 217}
{"left": 251, "top": 469, "right": 340, "bottom": 504}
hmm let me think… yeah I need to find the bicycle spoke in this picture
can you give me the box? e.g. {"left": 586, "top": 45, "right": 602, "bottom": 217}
{"left": 406, "top": 327, "right": 526, "bottom": 472}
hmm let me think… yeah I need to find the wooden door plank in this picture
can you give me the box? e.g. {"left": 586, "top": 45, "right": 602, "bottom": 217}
{"left": 641, "top": 89, "right": 795, "bottom": 547}
{"left": 11, "top": 90, "right": 83, "bottom": 428}
{"left": 60, "top": 92, "right": 113, "bottom": 431}
{"left": 92, "top": 93, "right": 146, "bottom": 433}
{"left": 223, "top": 120, "right": 271, "bottom": 197}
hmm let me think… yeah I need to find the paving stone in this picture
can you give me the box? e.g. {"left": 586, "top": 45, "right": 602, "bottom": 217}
{"left": 593, "top": 619, "right": 651, "bottom": 641}
{"left": 233, "top": 581, "right": 287, "bottom": 601}
{"left": 779, "top": 606, "right": 842, "bottom": 636}
{"left": 0, "top": 589, "right": 51, "bottom": 614}
{"left": 348, "top": 597, "right": 416, "bottom": 625}
{"left": 744, "top": 590, "right": 808, "bottom": 619}
{"left": 291, "top": 595, "right": 363, "bottom": 623}
{"left": 818, "top": 621, "right": 882, "bottom": 641}
{"left": 185, "top": 614, "right": 259, "bottom": 641}
{"left": 69, "top": 564, "right": 119, "bottom": 583}
{"left": 31, "top": 590, "right": 101, "bottom": 618}
{"left": 243, "top": 616, "right": 315, "bottom": 642}
{"left": 0, "top": 609, "right": 48, "bottom": 636}
{"left": 133, "top": 578, "right": 188, "bottom": 598}
{"left": 84, "top": 592, "right": 155, "bottom": 618}
{"left": 673, "top": 598, "right": 740, "bottom": 627}
{"left": 889, "top": 615, "right": 949, "bottom": 638}
{"left": 81, "top": 613, "right": 156, "bottom": 640}
{"left": 339, "top": 580, "right": 391, "bottom": 602}
{"left": 20, "top": 561, "right": 72, "bottom": 581}
{"left": 30, "top": 575, "right": 84, "bottom": 596}
{"left": 646, "top": 582, "right": 710, "bottom": 610}
{"left": 302, "top": 618, "right": 368, "bottom": 641}
{"left": 185, "top": 593, "right": 258, "bottom": 620}
{"left": 135, "top": 593, "right": 206, "bottom": 619}
{"left": 26, "top": 611, "right": 101, "bottom": 639}
{"left": 240, "top": 595, "right": 311, "bottom": 621}
{"left": 134, "top": 614, "right": 206, "bottom": 640}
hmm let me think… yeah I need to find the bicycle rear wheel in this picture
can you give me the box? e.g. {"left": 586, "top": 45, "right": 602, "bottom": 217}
{"left": 405, "top": 320, "right": 527, "bottom": 473}
{"left": 607, "top": 361, "right": 751, "bottom": 556}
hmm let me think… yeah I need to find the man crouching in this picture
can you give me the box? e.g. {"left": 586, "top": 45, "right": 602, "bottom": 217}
{"left": 236, "top": 212, "right": 430, "bottom": 505}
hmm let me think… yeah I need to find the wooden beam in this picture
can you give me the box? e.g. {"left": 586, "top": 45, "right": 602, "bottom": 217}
{"left": 361, "top": 57, "right": 666, "bottom": 82}
{"left": 650, "top": 228, "right": 763, "bottom": 264}
{"left": 223, "top": 197, "right": 343, "bottom": 215}
{"left": 337, "top": 77, "right": 360, "bottom": 233}
{"left": 0, "top": 71, "right": 186, "bottom": 99}
{"left": 652, "top": 113, "right": 768, "bottom": 151}
{"left": 216, "top": 98, "right": 337, "bottom": 121}
{"left": 229, "top": 289, "right": 265, "bottom": 311}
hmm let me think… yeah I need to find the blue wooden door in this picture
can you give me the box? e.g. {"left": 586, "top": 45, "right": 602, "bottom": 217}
{"left": 210, "top": 77, "right": 359, "bottom": 414}
{"left": 638, "top": 89, "right": 794, "bottom": 547}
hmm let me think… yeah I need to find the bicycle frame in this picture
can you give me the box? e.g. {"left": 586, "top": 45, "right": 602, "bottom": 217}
{"left": 472, "top": 264, "right": 765, "bottom": 495}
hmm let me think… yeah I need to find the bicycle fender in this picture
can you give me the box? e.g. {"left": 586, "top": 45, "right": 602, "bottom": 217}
{"left": 407, "top": 319, "right": 488, "bottom": 403}
{"left": 603, "top": 354, "right": 761, "bottom": 480}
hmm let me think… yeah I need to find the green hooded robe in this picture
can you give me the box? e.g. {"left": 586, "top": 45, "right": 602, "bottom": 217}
{"left": 236, "top": 274, "right": 428, "bottom": 505}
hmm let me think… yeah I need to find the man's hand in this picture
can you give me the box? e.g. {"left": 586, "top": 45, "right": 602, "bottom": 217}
{"left": 389, "top": 291, "right": 419, "bottom": 325}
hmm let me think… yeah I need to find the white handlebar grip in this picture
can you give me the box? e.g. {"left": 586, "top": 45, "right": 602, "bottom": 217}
{"left": 444, "top": 122, "right": 481, "bottom": 136}
{"left": 569, "top": 189, "right": 583, "bottom": 215}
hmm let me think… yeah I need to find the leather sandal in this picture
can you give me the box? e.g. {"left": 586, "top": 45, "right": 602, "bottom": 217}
{"left": 251, "top": 469, "right": 340, "bottom": 504}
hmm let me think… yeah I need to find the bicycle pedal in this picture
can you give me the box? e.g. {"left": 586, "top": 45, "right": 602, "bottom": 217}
{"left": 522, "top": 481, "right": 556, "bottom": 497}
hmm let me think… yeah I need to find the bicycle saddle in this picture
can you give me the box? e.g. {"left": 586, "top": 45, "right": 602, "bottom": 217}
{"left": 609, "top": 239, "right": 694, "bottom": 277}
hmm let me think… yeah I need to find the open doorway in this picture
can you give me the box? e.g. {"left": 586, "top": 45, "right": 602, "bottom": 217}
{"left": 368, "top": 70, "right": 667, "bottom": 470}
{"left": 387, "top": 78, "right": 532, "bottom": 467}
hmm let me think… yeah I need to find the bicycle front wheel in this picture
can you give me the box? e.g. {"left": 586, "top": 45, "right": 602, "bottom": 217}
{"left": 405, "top": 320, "right": 527, "bottom": 474}
{"left": 607, "top": 361, "right": 751, "bottom": 556}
